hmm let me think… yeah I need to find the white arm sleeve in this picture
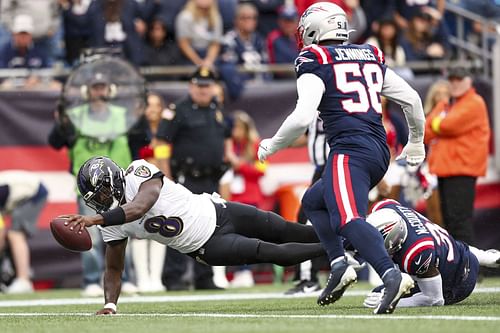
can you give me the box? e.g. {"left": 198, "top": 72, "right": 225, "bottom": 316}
{"left": 398, "top": 274, "right": 445, "bottom": 307}
{"left": 270, "top": 74, "right": 325, "bottom": 151}
{"left": 382, "top": 68, "right": 425, "bottom": 143}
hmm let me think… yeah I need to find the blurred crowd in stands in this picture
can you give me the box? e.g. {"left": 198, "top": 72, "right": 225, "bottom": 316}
{"left": 1, "top": 0, "right": 500, "bottom": 93}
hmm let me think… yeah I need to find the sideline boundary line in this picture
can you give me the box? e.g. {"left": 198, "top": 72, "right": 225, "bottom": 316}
{"left": 0, "top": 312, "right": 499, "bottom": 321}
{"left": 0, "top": 287, "right": 499, "bottom": 308}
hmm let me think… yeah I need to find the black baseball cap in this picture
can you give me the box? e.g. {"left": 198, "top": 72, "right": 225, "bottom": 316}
{"left": 89, "top": 72, "right": 110, "bottom": 86}
{"left": 190, "top": 67, "right": 217, "bottom": 85}
{"left": 447, "top": 67, "right": 471, "bottom": 80}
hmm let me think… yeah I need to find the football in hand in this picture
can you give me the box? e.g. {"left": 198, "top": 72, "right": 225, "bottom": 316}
{"left": 50, "top": 217, "right": 92, "bottom": 252}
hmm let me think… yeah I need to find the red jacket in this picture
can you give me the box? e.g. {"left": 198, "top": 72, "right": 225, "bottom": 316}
{"left": 230, "top": 141, "right": 266, "bottom": 207}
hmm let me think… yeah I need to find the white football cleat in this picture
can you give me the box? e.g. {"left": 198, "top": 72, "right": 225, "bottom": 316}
{"left": 5, "top": 278, "right": 34, "bottom": 294}
{"left": 81, "top": 283, "right": 104, "bottom": 297}
{"left": 483, "top": 249, "right": 500, "bottom": 268}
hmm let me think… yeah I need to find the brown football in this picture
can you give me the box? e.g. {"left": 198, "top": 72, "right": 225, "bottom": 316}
{"left": 50, "top": 217, "right": 92, "bottom": 252}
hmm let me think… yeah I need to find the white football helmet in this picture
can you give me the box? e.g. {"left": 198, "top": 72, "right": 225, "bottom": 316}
{"left": 366, "top": 208, "right": 408, "bottom": 255}
{"left": 297, "top": 2, "right": 350, "bottom": 48}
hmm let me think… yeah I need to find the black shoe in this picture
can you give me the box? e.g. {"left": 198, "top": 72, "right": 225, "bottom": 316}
{"left": 374, "top": 268, "right": 414, "bottom": 314}
{"left": 195, "top": 280, "right": 224, "bottom": 290}
{"left": 317, "top": 259, "right": 357, "bottom": 306}
{"left": 285, "top": 280, "right": 321, "bottom": 295}
{"left": 166, "top": 281, "right": 189, "bottom": 291}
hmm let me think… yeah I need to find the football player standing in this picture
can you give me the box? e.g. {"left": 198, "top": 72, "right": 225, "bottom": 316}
{"left": 258, "top": 2, "right": 426, "bottom": 314}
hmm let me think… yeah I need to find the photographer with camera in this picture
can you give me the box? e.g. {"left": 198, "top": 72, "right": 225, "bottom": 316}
{"left": 48, "top": 69, "right": 137, "bottom": 296}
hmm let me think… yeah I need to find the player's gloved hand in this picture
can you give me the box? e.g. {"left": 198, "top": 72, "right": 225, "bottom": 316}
{"left": 363, "top": 285, "right": 384, "bottom": 308}
{"left": 258, "top": 138, "right": 276, "bottom": 162}
{"left": 395, "top": 141, "right": 425, "bottom": 167}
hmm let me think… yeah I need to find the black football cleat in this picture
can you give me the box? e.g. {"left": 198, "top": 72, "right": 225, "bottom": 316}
{"left": 285, "top": 280, "right": 321, "bottom": 295}
{"left": 317, "top": 258, "right": 357, "bottom": 306}
{"left": 374, "top": 268, "right": 414, "bottom": 314}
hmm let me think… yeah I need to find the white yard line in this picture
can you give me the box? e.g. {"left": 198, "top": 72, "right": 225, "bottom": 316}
{"left": 0, "top": 312, "right": 498, "bottom": 321}
{"left": 0, "top": 287, "right": 498, "bottom": 308}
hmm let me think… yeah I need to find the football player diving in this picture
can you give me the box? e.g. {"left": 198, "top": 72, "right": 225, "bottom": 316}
{"left": 361, "top": 199, "right": 500, "bottom": 308}
{"left": 64, "top": 156, "right": 329, "bottom": 315}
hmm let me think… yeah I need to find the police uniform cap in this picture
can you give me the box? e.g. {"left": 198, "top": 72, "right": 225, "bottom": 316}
{"left": 190, "top": 67, "right": 217, "bottom": 86}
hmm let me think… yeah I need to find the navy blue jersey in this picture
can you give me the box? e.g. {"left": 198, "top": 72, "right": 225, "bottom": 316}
{"left": 371, "top": 199, "right": 473, "bottom": 290}
{"left": 295, "top": 43, "right": 388, "bottom": 156}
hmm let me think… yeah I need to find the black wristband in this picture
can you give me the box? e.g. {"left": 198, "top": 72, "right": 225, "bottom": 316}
{"left": 100, "top": 207, "right": 126, "bottom": 227}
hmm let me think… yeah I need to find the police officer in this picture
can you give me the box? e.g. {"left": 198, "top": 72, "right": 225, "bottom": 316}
{"left": 156, "top": 67, "right": 230, "bottom": 290}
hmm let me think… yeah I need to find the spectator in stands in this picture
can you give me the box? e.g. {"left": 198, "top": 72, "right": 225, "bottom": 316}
{"left": 394, "top": 0, "right": 445, "bottom": 30}
{"left": 129, "top": 93, "right": 167, "bottom": 292}
{"left": 266, "top": 4, "right": 299, "bottom": 65}
{"left": 416, "top": 79, "right": 451, "bottom": 227}
{"left": 359, "top": 0, "right": 396, "bottom": 41}
{"left": 0, "top": 15, "right": 49, "bottom": 70}
{"left": 365, "top": 18, "right": 406, "bottom": 69}
{"left": 248, "top": 0, "right": 284, "bottom": 37}
{"left": 218, "top": 2, "right": 269, "bottom": 97}
{"left": 399, "top": 7, "right": 449, "bottom": 62}
{"left": 0, "top": 15, "right": 59, "bottom": 89}
{"left": 224, "top": 110, "right": 267, "bottom": 288}
{"left": 86, "top": 0, "right": 146, "bottom": 66}
{"left": 0, "top": 171, "right": 48, "bottom": 294}
{"left": 48, "top": 71, "right": 137, "bottom": 297}
{"left": 59, "top": 0, "right": 92, "bottom": 66}
{"left": 142, "top": 17, "right": 183, "bottom": 67}
{"left": 424, "top": 67, "right": 491, "bottom": 246}
{"left": 220, "top": 3, "right": 268, "bottom": 73}
{"left": 175, "top": 0, "right": 223, "bottom": 68}
{"left": 0, "top": 0, "right": 62, "bottom": 66}
{"left": 127, "top": 92, "right": 167, "bottom": 161}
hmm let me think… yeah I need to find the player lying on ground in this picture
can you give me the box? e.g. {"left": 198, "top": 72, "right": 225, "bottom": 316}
{"left": 361, "top": 199, "right": 500, "bottom": 307}
{"left": 64, "top": 156, "right": 327, "bottom": 314}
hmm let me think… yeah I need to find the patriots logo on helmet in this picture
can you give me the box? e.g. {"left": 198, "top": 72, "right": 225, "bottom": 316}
{"left": 301, "top": 6, "right": 328, "bottom": 19}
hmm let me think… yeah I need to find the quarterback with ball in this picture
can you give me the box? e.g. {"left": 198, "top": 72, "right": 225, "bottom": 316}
{"left": 65, "top": 156, "right": 327, "bottom": 315}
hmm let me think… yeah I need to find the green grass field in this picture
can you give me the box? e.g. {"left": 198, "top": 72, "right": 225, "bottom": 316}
{"left": 1, "top": 278, "right": 500, "bottom": 333}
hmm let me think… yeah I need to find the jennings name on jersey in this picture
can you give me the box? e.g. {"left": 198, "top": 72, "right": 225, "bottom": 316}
{"left": 99, "top": 160, "right": 217, "bottom": 253}
{"left": 372, "top": 200, "right": 474, "bottom": 288}
{"left": 295, "top": 43, "right": 388, "bottom": 158}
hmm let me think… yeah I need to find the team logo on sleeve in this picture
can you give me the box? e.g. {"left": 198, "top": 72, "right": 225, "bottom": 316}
{"left": 415, "top": 253, "right": 433, "bottom": 275}
{"left": 295, "top": 55, "right": 314, "bottom": 71}
{"left": 134, "top": 165, "right": 151, "bottom": 178}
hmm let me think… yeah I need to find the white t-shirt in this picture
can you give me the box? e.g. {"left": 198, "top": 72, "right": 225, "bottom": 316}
{"left": 99, "top": 160, "right": 217, "bottom": 253}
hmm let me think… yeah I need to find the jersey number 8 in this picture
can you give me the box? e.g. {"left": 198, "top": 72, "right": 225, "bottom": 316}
{"left": 334, "top": 63, "right": 383, "bottom": 114}
{"left": 144, "top": 216, "right": 184, "bottom": 238}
